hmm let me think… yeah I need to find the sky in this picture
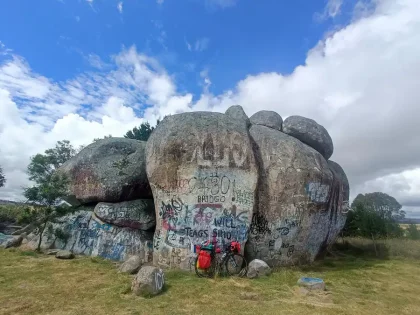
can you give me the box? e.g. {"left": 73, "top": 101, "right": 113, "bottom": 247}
{"left": 0, "top": 0, "right": 419, "bottom": 218}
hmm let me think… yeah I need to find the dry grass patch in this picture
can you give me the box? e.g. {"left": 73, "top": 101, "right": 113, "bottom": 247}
{"left": 1, "top": 243, "right": 420, "bottom": 315}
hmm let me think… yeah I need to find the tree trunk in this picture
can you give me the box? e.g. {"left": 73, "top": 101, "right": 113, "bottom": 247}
{"left": 371, "top": 233, "right": 378, "bottom": 257}
{"left": 37, "top": 221, "right": 48, "bottom": 252}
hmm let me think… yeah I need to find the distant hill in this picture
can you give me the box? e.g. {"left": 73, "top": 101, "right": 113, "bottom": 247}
{"left": 0, "top": 199, "right": 27, "bottom": 206}
{"left": 398, "top": 218, "right": 420, "bottom": 224}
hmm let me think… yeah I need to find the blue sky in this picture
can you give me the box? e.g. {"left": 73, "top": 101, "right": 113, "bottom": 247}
{"left": 0, "top": 0, "right": 351, "bottom": 97}
{"left": 1, "top": 0, "right": 420, "bottom": 218}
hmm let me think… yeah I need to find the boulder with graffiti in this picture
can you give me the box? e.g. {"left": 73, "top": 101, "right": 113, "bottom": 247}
{"left": 146, "top": 107, "right": 259, "bottom": 269}
{"left": 147, "top": 106, "right": 349, "bottom": 270}
{"left": 23, "top": 210, "right": 154, "bottom": 262}
{"left": 245, "top": 123, "right": 349, "bottom": 266}
{"left": 18, "top": 106, "right": 349, "bottom": 269}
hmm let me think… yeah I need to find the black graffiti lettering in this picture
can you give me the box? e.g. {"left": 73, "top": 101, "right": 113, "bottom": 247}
{"left": 250, "top": 213, "right": 271, "bottom": 235}
{"left": 214, "top": 217, "right": 236, "bottom": 228}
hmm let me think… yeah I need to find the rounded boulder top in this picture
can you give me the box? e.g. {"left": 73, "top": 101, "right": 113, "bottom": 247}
{"left": 250, "top": 110, "right": 283, "bottom": 131}
{"left": 283, "top": 115, "right": 334, "bottom": 160}
{"left": 59, "top": 137, "right": 152, "bottom": 205}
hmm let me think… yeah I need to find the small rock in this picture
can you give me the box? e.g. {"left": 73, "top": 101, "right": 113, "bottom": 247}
{"left": 119, "top": 255, "right": 142, "bottom": 274}
{"left": 247, "top": 259, "right": 272, "bottom": 279}
{"left": 55, "top": 250, "right": 75, "bottom": 259}
{"left": 132, "top": 266, "right": 165, "bottom": 297}
{"left": 45, "top": 249, "right": 60, "bottom": 255}
{"left": 250, "top": 110, "right": 283, "bottom": 131}
{"left": 297, "top": 277, "right": 326, "bottom": 291}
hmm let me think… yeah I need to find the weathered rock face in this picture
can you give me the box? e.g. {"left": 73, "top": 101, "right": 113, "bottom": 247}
{"left": 245, "top": 125, "right": 348, "bottom": 266}
{"left": 94, "top": 199, "right": 155, "bottom": 230}
{"left": 25, "top": 210, "right": 154, "bottom": 262}
{"left": 146, "top": 107, "right": 258, "bottom": 270}
{"left": 59, "top": 138, "right": 152, "bottom": 205}
{"left": 250, "top": 110, "right": 283, "bottom": 131}
{"left": 0, "top": 233, "right": 23, "bottom": 249}
{"left": 283, "top": 115, "right": 334, "bottom": 160}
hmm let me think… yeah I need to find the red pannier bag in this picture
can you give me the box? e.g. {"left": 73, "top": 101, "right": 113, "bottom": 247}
{"left": 197, "top": 250, "right": 212, "bottom": 269}
{"left": 230, "top": 241, "right": 241, "bottom": 253}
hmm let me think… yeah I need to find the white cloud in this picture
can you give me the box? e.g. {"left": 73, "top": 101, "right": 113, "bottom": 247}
{"left": 157, "top": 0, "right": 164, "bottom": 4}
{"left": 86, "top": 54, "right": 106, "bottom": 69}
{"left": 315, "top": 0, "right": 344, "bottom": 21}
{"left": 1, "top": 0, "right": 420, "bottom": 220}
{"left": 185, "top": 37, "right": 210, "bottom": 52}
{"left": 117, "top": 1, "right": 123, "bottom": 14}
{"left": 194, "top": 38, "right": 210, "bottom": 52}
{"left": 75, "top": 16, "right": 80, "bottom": 22}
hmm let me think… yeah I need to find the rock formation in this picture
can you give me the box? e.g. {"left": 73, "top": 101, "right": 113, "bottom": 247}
{"left": 22, "top": 106, "right": 349, "bottom": 269}
{"left": 146, "top": 108, "right": 258, "bottom": 269}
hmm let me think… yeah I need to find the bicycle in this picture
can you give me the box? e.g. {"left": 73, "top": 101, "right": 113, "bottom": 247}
{"left": 194, "top": 241, "right": 248, "bottom": 278}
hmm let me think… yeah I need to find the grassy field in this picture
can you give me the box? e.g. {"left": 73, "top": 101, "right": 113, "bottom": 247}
{"left": 400, "top": 223, "right": 420, "bottom": 230}
{"left": 1, "top": 239, "right": 420, "bottom": 315}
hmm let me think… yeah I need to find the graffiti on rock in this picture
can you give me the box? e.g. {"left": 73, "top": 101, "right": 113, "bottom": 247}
{"left": 305, "top": 182, "right": 330, "bottom": 203}
{"left": 155, "top": 271, "right": 165, "bottom": 291}
{"left": 54, "top": 212, "right": 152, "bottom": 262}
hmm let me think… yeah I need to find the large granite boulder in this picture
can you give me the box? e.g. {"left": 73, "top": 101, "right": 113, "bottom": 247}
{"left": 94, "top": 199, "right": 155, "bottom": 230}
{"left": 24, "top": 210, "right": 154, "bottom": 262}
{"left": 146, "top": 106, "right": 258, "bottom": 270}
{"left": 283, "top": 116, "right": 334, "bottom": 160}
{"left": 250, "top": 110, "right": 283, "bottom": 131}
{"left": 59, "top": 138, "right": 152, "bottom": 205}
{"left": 245, "top": 125, "right": 349, "bottom": 266}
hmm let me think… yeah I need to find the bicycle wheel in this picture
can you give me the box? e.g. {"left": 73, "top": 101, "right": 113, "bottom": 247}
{"left": 194, "top": 254, "right": 216, "bottom": 278}
{"left": 225, "top": 253, "right": 247, "bottom": 277}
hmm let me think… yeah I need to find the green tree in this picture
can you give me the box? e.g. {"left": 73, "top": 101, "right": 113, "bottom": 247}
{"left": 343, "top": 192, "right": 404, "bottom": 239}
{"left": 23, "top": 140, "right": 76, "bottom": 251}
{"left": 406, "top": 224, "right": 420, "bottom": 240}
{"left": 0, "top": 166, "right": 5, "bottom": 187}
{"left": 124, "top": 120, "right": 160, "bottom": 141}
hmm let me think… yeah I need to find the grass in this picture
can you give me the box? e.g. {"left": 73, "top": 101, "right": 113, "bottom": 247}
{"left": 1, "top": 239, "right": 420, "bottom": 315}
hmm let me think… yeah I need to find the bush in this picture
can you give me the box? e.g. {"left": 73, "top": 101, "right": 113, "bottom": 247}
{"left": 406, "top": 224, "right": 420, "bottom": 240}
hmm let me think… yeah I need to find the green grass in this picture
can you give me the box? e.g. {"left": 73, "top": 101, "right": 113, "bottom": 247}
{"left": 1, "top": 240, "right": 420, "bottom": 315}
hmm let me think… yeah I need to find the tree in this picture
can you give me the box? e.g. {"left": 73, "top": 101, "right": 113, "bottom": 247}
{"left": 406, "top": 224, "right": 420, "bottom": 240}
{"left": 0, "top": 166, "right": 5, "bottom": 187}
{"left": 343, "top": 192, "right": 404, "bottom": 239}
{"left": 124, "top": 120, "right": 160, "bottom": 141}
{"left": 352, "top": 192, "right": 406, "bottom": 221}
{"left": 23, "top": 140, "right": 76, "bottom": 251}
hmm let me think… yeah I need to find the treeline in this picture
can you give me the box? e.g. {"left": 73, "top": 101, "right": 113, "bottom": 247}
{"left": 342, "top": 192, "right": 420, "bottom": 240}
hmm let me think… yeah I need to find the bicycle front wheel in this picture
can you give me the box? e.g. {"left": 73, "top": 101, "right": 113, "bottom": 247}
{"left": 225, "top": 253, "right": 247, "bottom": 277}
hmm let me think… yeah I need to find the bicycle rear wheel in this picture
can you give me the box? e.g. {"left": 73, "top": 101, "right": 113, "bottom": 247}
{"left": 225, "top": 253, "right": 247, "bottom": 277}
{"left": 194, "top": 254, "right": 216, "bottom": 278}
